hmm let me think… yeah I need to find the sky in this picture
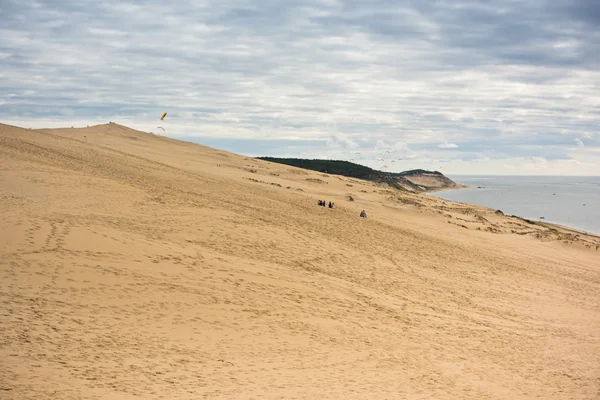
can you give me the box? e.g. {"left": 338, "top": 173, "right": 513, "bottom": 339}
{"left": 2, "top": 0, "right": 600, "bottom": 175}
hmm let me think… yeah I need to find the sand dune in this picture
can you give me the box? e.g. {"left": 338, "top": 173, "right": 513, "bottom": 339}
{"left": 1, "top": 122, "right": 599, "bottom": 399}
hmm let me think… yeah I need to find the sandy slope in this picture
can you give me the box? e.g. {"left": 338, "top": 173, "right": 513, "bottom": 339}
{"left": 1, "top": 123, "right": 599, "bottom": 400}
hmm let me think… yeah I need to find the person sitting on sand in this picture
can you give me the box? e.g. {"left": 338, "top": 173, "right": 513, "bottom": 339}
{"left": 360, "top": 210, "right": 367, "bottom": 218}
{"left": 322, "top": 200, "right": 326, "bottom": 207}
{"left": 328, "top": 202, "right": 334, "bottom": 209}
{"left": 318, "top": 200, "right": 323, "bottom": 206}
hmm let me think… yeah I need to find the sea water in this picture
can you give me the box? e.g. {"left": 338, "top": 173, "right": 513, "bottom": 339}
{"left": 428, "top": 176, "right": 600, "bottom": 235}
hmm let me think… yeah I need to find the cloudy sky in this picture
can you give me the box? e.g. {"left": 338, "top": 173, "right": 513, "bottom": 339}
{"left": 2, "top": 0, "right": 600, "bottom": 175}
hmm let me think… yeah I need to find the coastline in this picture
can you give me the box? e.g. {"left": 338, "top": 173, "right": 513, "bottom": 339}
{"left": 425, "top": 184, "right": 600, "bottom": 238}
{"left": 536, "top": 221, "right": 600, "bottom": 240}
{"left": 424, "top": 183, "right": 470, "bottom": 193}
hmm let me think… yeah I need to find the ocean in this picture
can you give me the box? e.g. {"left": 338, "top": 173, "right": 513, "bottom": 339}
{"left": 428, "top": 176, "right": 600, "bottom": 235}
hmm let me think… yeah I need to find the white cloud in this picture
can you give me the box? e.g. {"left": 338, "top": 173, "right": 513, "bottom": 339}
{"left": 575, "top": 138, "right": 585, "bottom": 148}
{"left": 374, "top": 140, "right": 390, "bottom": 150}
{"left": 438, "top": 142, "right": 459, "bottom": 149}
{"left": 326, "top": 132, "right": 360, "bottom": 150}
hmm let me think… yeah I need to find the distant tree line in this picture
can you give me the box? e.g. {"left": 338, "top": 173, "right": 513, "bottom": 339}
{"left": 255, "top": 157, "right": 442, "bottom": 181}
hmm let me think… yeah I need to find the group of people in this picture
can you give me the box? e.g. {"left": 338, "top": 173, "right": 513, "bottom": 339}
{"left": 318, "top": 200, "right": 334, "bottom": 208}
{"left": 316, "top": 199, "right": 367, "bottom": 218}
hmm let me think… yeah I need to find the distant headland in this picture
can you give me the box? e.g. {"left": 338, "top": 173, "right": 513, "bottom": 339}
{"left": 255, "top": 157, "right": 465, "bottom": 193}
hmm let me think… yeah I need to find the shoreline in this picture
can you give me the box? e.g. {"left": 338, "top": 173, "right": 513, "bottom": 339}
{"left": 424, "top": 185, "right": 600, "bottom": 239}
{"left": 536, "top": 221, "right": 600, "bottom": 239}
{"left": 424, "top": 184, "right": 470, "bottom": 193}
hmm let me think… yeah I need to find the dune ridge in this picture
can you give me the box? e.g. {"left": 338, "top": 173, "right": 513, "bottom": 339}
{"left": 1, "top": 122, "right": 599, "bottom": 399}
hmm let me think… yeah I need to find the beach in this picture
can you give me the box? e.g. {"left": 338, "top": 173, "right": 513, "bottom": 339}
{"left": 1, "top": 122, "right": 600, "bottom": 399}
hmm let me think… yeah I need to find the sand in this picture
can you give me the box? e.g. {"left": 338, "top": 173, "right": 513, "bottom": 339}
{"left": 1, "top": 122, "right": 599, "bottom": 399}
